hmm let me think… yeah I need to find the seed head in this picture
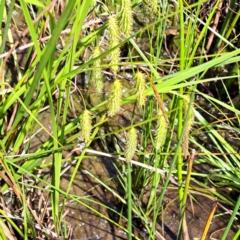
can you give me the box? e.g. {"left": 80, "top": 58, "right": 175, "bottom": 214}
{"left": 119, "top": 0, "right": 133, "bottom": 36}
{"left": 155, "top": 110, "right": 168, "bottom": 149}
{"left": 80, "top": 110, "right": 92, "bottom": 143}
{"left": 108, "top": 79, "right": 122, "bottom": 117}
{"left": 92, "top": 46, "right": 103, "bottom": 93}
{"left": 108, "top": 16, "right": 120, "bottom": 75}
{"left": 125, "top": 127, "right": 137, "bottom": 163}
{"left": 150, "top": 0, "right": 158, "bottom": 14}
{"left": 135, "top": 71, "right": 146, "bottom": 106}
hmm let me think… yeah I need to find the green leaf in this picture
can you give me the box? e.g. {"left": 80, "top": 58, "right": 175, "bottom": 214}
{"left": 24, "top": 0, "right": 45, "bottom": 8}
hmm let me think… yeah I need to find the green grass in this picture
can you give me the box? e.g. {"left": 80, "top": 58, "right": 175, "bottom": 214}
{"left": 0, "top": 0, "right": 239, "bottom": 239}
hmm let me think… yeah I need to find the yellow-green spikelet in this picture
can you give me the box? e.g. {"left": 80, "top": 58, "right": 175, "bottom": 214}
{"left": 155, "top": 110, "right": 168, "bottom": 149}
{"left": 119, "top": 0, "right": 133, "bottom": 36}
{"left": 92, "top": 46, "right": 103, "bottom": 93}
{"left": 108, "top": 79, "right": 122, "bottom": 117}
{"left": 108, "top": 16, "right": 120, "bottom": 76}
{"left": 150, "top": 0, "right": 158, "bottom": 13}
{"left": 80, "top": 110, "right": 92, "bottom": 142}
{"left": 125, "top": 127, "right": 137, "bottom": 162}
{"left": 135, "top": 71, "right": 146, "bottom": 106}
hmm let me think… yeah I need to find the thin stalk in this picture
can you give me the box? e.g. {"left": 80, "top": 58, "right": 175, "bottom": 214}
{"left": 0, "top": 209, "right": 23, "bottom": 238}
{"left": 146, "top": 152, "right": 161, "bottom": 216}
{"left": 187, "top": 0, "right": 222, "bottom": 68}
{"left": 215, "top": 0, "right": 236, "bottom": 51}
{"left": 127, "top": 162, "right": 132, "bottom": 240}
{"left": 220, "top": 195, "right": 240, "bottom": 240}
{"left": 200, "top": 200, "right": 218, "bottom": 240}
{"left": 178, "top": 149, "right": 195, "bottom": 239}
{"left": 0, "top": 1, "right": 15, "bottom": 128}
{"left": 222, "top": 7, "right": 240, "bottom": 43}
{"left": 0, "top": 0, "right": 6, "bottom": 52}
{"left": 178, "top": 0, "right": 186, "bottom": 238}
{"left": 22, "top": 189, "right": 28, "bottom": 240}
{"left": 0, "top": 0, "right": 14, "bottom": 54}
{"left": 134, "top": 99, "right": 153, "bottom": 188}
{"left": 232, "top": 229, "right": 240, "bottom": 240}
{"left": 0, "top": 219, "right": 7, "bottom": 240}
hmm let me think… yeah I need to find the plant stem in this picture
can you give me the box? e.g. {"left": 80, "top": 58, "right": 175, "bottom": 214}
{"left": 221, "top": 195, "right": 240, "bottom": 240}
{"left": 127, "top": 162, "right": 132, "bottom": 240}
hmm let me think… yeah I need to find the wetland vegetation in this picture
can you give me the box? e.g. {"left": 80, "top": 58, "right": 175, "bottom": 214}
{"left": 0, "top": 0, "right": 240, "bottom": 239}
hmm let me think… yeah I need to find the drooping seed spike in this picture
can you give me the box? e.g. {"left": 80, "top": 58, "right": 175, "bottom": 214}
{"left": 108, "top": 79, "right": 122, "bottom": 117}
{"left": 80, "top": 109, "right": 92, "bottom": 143}
{"left": 135, "top": 71, "right": 146, "bottom": 106}
{"left": 155, "top": 109, "right": 168, "bottom": 149}
{"left": 92, "top": 46, "right": 103, "bottom": 93}
{"left": 108, "top": 16, "right": 120, "bottom": 76}
{"left": 125, "top": 127, "right": 137, "bottom": 163}
{"left": 119, "top": 0, "right": 133, "bottom": 36}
